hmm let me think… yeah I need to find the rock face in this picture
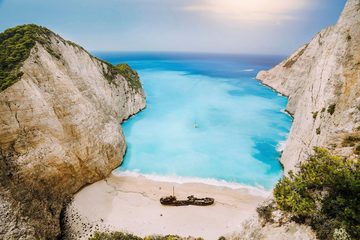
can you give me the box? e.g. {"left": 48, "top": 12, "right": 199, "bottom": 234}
{"left": 257, "top": 0, "right": 360, "bottom": 171}
{"left": 0, "top": 25, "right": 145, "bottom": 239}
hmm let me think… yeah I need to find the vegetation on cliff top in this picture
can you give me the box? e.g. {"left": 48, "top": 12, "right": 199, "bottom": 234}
{"left": 0, "top": 24, "right": 54, "bottom": 91}
{"left": 272, "top": 148, "right": 359, "bottom": 240}
{"left": 96, "top": 61, "right": 142, "bottom": 92}
{"left": 0, "top": 24, "right": 143, "bottom": 93}
{"left": 90, "top": 231, "right": 203, "bottom": 240}
{"left": 114, "top": 63, "right": 142, "bottom": 91}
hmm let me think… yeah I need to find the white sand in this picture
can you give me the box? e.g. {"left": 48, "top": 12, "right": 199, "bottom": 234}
{"left": 64, "top": 174, "right": 270, "bottom": 240}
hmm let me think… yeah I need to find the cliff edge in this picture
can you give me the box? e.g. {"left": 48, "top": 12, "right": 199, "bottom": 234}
{"left": 0, "top": 25, "right": 146, "bottom": 239}
{"left": 257, "top": 0, "right": 360, "bottom": 171}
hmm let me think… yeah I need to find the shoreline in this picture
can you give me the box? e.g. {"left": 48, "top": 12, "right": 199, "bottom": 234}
{"left": 64, "top": 173, "right": 270, "bottom": 240}
{"left": 113, "top": 170, "right": 271, "bottom": 196}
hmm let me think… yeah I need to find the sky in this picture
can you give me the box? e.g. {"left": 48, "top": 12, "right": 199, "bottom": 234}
{"left": 0, "top": 0, "right": 347, "bottom": 55}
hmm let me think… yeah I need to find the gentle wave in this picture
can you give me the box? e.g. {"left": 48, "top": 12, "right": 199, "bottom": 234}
{"left": 113, "top": 170, "right": 271, "bottom": 197}
{"left": 276, "top": 140, "right": 287, "bottom": 152}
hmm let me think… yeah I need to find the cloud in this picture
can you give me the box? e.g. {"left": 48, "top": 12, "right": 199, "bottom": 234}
{"left": 184, "top": 0, "right": 312, "bottom": 22}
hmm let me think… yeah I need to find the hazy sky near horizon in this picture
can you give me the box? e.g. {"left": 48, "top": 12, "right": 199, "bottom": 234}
{"left": 0, "top": 0, "right": 346, "bottom": 55}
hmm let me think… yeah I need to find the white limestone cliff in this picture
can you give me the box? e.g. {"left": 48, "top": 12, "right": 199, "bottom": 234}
{"left": 244, "top": 1, "right": 360, "bottom": 239}
{"left": 0, "top": 26, "right": 145, "bottom": 239}
{"left": 257, "top": 0, "right": 360, "bottom": 171}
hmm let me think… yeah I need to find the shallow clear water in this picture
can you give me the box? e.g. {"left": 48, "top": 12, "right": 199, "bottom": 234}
{"left": 95, "top": 52, "right": 292, "bottom": 189}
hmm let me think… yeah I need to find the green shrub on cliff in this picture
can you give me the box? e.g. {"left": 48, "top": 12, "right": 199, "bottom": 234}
{"left": 273, "top": 147, "right": 360, "bottom": 239}
{"left": 312, "top": 111, "right": 318, "bottom": 120}
{"left": 114, "top": 63, "right": 142, "bottom": 91}
{"left": 90, "top": 232, "right": 142, "bottom": 240}
{"left": 328, "top": 104, "right": 336, "bottom": 115}
{"left": 342, "top": 135, "right": 360, "bottom": 147}
{"left": 0, "top": 24, "right": 53, "bottom": 91}
{"left": 101, "top": 62, "right": 142, "bottom": 91}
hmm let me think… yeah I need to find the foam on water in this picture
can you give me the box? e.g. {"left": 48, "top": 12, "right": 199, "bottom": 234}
{"left": 276, "top": 141, "right": 287, "bottom": 152}
{"left": 241, "top": 68, "right": 255, "bottom": 72}
{"left": 95, "top": 53, "right": 292, "bottom": 190}
{"left": 115, "top": 170, "right": 271, "bottom": 197}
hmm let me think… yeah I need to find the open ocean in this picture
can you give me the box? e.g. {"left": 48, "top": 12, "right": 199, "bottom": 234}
{"left": 94, "top": 52, "right": 292, "bottom": 190}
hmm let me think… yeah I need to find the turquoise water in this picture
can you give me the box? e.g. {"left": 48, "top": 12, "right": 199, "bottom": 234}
{"left": 95, "top": 53, "right": 292, "bottom": 189}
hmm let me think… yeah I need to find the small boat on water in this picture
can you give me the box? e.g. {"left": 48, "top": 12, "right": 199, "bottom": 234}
{"left": 160, "top": 195, "right": 214, "bottom": 206}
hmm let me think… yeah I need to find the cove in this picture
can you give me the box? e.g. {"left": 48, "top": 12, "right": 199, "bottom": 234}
{"left": 95, "top": 52, "right": 292, "bottom": 190}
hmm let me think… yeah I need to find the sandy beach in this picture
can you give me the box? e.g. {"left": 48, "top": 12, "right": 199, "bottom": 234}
{"left": 64, "top": 173, "right": 270, "bottom": 240}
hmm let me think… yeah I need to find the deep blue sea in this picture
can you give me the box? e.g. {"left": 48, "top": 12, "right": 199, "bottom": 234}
{"left": 94, "top": 52, "right": 291, "bottom": 190}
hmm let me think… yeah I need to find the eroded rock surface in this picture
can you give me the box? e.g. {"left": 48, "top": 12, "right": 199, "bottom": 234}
{"left": 257, "top": 0, "right": 360, "bottom": 171}
{"left": 0, "top": 25, "right": 145, "bottom": 239}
